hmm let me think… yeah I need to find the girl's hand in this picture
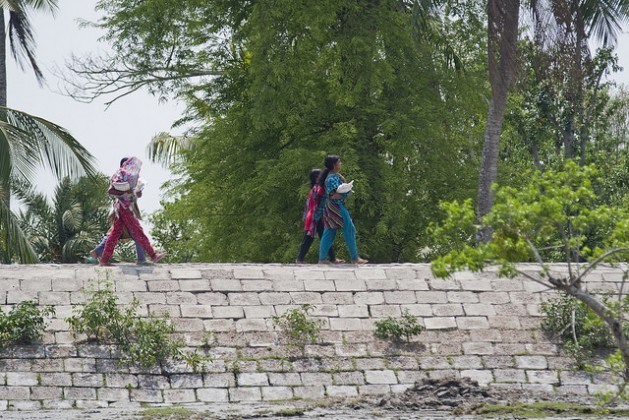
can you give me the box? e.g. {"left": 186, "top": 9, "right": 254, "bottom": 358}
{"left": 331, "top": 193, "right": 342, "bottom": 200}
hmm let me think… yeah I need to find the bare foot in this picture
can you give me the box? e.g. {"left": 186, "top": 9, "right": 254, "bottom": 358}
{"left": 352, "top": 258, "right": 368, "bottom": 265}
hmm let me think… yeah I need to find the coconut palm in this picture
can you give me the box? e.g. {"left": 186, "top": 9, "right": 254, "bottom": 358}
{"left": 0, "top": 0, "right": 98, "bottom": 262}
{"left": 15, "top": 176, "right": 110, "bottom": 263}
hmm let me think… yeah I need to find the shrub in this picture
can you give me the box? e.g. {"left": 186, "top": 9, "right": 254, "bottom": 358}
{"left": 66, "top": 281, "right": 203, "bottom": 369}
{"left": 374, "top": 310, "right": 424, "bottom": 344}
{"left": 272, "top": 304, "right": 322, "bottom": 348}
{"left": 0, "top": 301, "right": 54, "bottom": 347}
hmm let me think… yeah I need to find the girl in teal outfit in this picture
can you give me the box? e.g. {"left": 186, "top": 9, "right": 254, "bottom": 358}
{"left": 318, "top": 155, "right": 367, "bottom": 265}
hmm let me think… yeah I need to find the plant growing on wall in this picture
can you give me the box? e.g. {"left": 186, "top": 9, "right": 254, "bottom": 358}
{"left": 272, "top": 304, "right": 322, "bottom": 349}
{"left": 0, "top": 301, "right": 54, "bottom": 348}
{"left": 429, "top": 161, "right": 629, "bottom": 398}
{"left": 66, "top": 280, "right": 205, "bottom": 370}
{"left": 374, "top": 310, "right": 424, "bottom": 344}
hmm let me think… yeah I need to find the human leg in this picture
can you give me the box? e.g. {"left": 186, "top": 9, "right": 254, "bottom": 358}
{"left": 128, "top": 231, "right": 146, "bottom": 263}
{"left": 297, "top": 233, "right": 315, "bottom": 263}
{"left": 92, "top": 235, "right": 108, "bottom": 257}
{"left": 316, "top": 220, "right": 338, "bottom": 262}
{"left": 319, "top": 228, "right": 337, "bottom": 263}
{"left": 118, "top": 207, "right": 163, "bottom": 261}
{"left": 339, "top": 206, "right": 359, "bottom": 261}
{"left": 100, "top": 220, "right": 125, "bottom": 265}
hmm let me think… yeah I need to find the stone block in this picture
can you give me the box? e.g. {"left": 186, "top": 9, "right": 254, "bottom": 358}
{"left": 364, "top": 279, "right": 397, "bottom": 290}
{"left": 384, "top": 291, "right": 417, "bottom": 304}
{"left": 261, "top": 386, "right": 293, "bottom": 401}
{"left": 211, "top": 306, "right": 244, "bottom": 319}
{"left": 447, "top": 291, "right": 479, "bottom": 303}
{"left": 166, "top": 292, "right": 197, "bottom": 304}
{"left": 301, "top": 372, "right": 333, "bottom": 385}
{"left": 241, "top": 280, "right": 273, "bottom": 291}
{"left": 97, "top": 388, "right": 130, "bottom": 402}
{"left": 236, "top": 319, "right": 268, "bottom": 332}
{"left": 243, "top": 305, "right": 275, "bottom": 318}
{"left": 272, "top": 279, "right": 305, "bottom": 291}
{"left": 400, "top": 304, "right": 432, "bottom": 316}
{"left": 329, "top": 318, "right": 362, "bottom": 331}
{"left": 333, "top": 372, "right": 365, "bottom": 385}
{"left": 452, "top": 356, "right": 483, "bottom": 369}
{"left": 268, "top": 373, "right": 302, "bottom": 386}
{"left": 415, "top": 291, "right": 448, "bottom": 304}
{"left": 204, "top": 373, "right": 236, "bottom": 388}
{"left": 237, "top": 372, "right": 268, "bottom": 386}
{"left": 228, "top": 292, "right": 260, "bottom": 305}
{"left": 163, "top": 389, "right": 196, "bottom": 403}
{"left": 526, "top": 370, "right": 558, "bottom": 384}
{"left": 52, "top": 278, "right": 83, "bottom": 292}
{"left": 197, "top": 388, "right": 229, "bottom": 402}
{"left": 462, "top": 342, "right": 494, "bottom": 355}
{"left": 210, "top": 279, "right": 242, "bottom": 291}
{"left": 6, "top": 372, "right": 37, "bottom": 386}
{"left": 293, "top": 385, "right": 325, "bottom": 399}
{"left": 130, "top": 389, "right": 163, "bottom": 403}
{"left": 105, "top": 374, "right": 138, "bottom": 388}
{"left": 233, "top": 267, "right": 265, "bottom": 279}
{"left": 432, "top": 304, "right": 464, "bottom": 316}
{"left": 423, "top": 317, "right": 457, "bottom": 330}
{"left": 196, "top": 293, "right": 229, "bottom": 306}
{"left": 326, "top": 385, "right": 358, "bottom": 397}
{"left": 365, "top": 370, "right": 398, "bottom": 385}
{"left": 170, "top": 269, "right": 203, "bottom": 279}
{"left": 39, "top": 373, "right": 72, "bottom": 387}
{"left": 515, "top": 356, "right": 547, "bottom": 369}
{"left": 456, "top": 317, "right": 489, "bottom": 330}
{"left": 64, "top": 387, "right": 97, "bottom": 400}
{"left": 461, "top": 369, "right": 493, "bottom": 386}
{"left": 229, "top": 387, "right": 261, "bottom": 401}
{"left": 463, "top": 303, "right": 495, "bottom": 316}
{"left": 179, "top": 279, "right": 210, "bottom": 291}
{"left": 338, "top": 305, "right": 369, "bottom": 318}
{"left": 289, "top": 292, "right": 322, "bottom": 304}
{"left": 369, "top": 305, "right": 401, "bottom": 318}
{"left": 335, "top": 279, "right": 367, "bottom": 291}
{"left": 304, "top": 280, "right": 336, "bottom": 291}
{"left": 494, "top": 369, "right": 526, "bottom": 383}
{"left": 321, "top": 292, "right": 354, "bottom": 304}
{"left": 203, "top": 319, "right": 236, "bottom": 332}
{"left": 259, "top": 292, "right": 291, "bottom": 305}
{"left": 427, "top": 279, "right": 460, "bottom": 291}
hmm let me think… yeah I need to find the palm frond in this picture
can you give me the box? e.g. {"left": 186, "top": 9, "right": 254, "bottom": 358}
{"left": 0, "top": 107, "right": 98, "bottom": 181}
{"left": 147, "top": 132, "right": 192, "bottom": 167}
{"left": 0, "top": 189, "right": 37, "bottom": 263}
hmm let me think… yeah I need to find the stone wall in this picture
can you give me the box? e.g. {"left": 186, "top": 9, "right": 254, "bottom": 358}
{"left": 0, "top": 263, "right": 621, "bottom": 410}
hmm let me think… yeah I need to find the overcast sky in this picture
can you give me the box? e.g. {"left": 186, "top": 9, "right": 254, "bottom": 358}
{"left": 9, "top": 3, "right": 629, "bottom": 215}
{"left": 8, "top": 1, "right": 185, "bottom": 215}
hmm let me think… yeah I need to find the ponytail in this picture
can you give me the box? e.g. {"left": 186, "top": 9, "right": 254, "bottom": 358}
{"left": 318, "top": 155, "right": 340, "bottom": 188}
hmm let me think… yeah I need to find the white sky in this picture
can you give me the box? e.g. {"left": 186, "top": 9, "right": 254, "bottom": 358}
{"left": 8, "top": 3, "right": 629, "bottom": 215}
{"left": 8, "top": 1, "right": 185, "bottom": 215}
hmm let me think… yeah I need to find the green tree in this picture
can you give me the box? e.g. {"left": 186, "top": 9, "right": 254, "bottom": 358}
{"left": 0, "top": 1, "right": 98, "bottom": 263}
{"left": 15, "top": 176, "right": 110, "bottom": 263}
{"left": 73, "top": 0, "right": 489, "bottom": 263}
{"left": 430, "top": 161, "right": 629, "bottom": 383}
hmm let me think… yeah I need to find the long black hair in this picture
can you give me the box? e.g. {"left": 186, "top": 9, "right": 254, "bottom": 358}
{"left": 309, "top": 168, "right": 322, "bottom": 187}
{"left": 317, "top": 155, "right": 340, "bottom": 188}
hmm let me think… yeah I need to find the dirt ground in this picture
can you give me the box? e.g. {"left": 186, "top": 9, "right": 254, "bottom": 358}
{"left": 0, "top": 378, "right": 624, "bottom": 419}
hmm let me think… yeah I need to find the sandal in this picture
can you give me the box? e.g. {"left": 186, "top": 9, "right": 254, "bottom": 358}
{"left": 352, "top": 258, "right": 368, "bottom": 265}
{"left": 332, "top": 259, "right": 345, "bottom": 264}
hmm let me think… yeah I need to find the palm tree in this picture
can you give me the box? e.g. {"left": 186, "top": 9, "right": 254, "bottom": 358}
{"left": 476, "top": 0, "right": 521, "bottom": 243}
{"left": 0, "top": 0, "right": 98, "bottom": 262}
{"left": 476, "top": 0, "right": 629, "bottom": 242}
{"left": 15, "top": 176, "right": 110, "bottom": 263}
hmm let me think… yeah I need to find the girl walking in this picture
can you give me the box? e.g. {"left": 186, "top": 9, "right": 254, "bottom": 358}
{"left": 318, "top": 155, "right": 367, "bottom": 265}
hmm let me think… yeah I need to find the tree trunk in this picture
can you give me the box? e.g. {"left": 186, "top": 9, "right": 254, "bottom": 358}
{"left": 476, "top": 0, "right": 520, "bottom": 243}
{"left": 0, "top": 8, "right": 6, "bottom": 108}
{"left": 563, "top": 283, "right": 629, "bottom": 380}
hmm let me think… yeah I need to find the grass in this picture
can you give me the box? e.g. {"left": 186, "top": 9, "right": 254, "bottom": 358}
{"left": 473, "top": 401, "right": 629, "bottom": 418}
{"left": 141, "top": 407, "right": 204, "bottom": 419}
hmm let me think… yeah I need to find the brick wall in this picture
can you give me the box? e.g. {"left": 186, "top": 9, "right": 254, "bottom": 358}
{"left": 0, "top": 263, "right": 621, "bottom": 410}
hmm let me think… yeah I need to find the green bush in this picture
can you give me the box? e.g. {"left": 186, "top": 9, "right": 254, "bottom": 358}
{"left": 272, "top": 304, "right": 322, "bottom": 348}
{"left": 374, "top": 310, "right": 424, "bottom": 344}
{"left": 66, "top": 281, "right": 202, "bottom": 369}
{"left": 0, "top": 301, "right": 54, "bottom": 347}
{"left": 541, "top": 294, "right": 629, "bottom": 366}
